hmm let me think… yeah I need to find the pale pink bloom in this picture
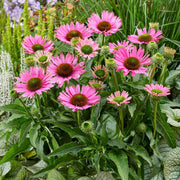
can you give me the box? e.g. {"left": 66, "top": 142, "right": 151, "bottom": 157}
{"left": 75, "top": 38, "right": 100, "bottom": 60}
{"left": 58, "top": 85, "right": 100, "bottom": 112}
{"left": 47, "top": 53, "right": 86, "bottom": 87}
{"left": 127, "top": 28, "right": 163, "bottom": 45}
{"left": 14, "top": 66, "right": 53, "bottom": 98}
{"left": 109, "top": 40, "right": 134, "bottom": 54}
{"left": 88, "top": 10, "right": 122, "bottom": 36}
{"left": 34, "top": 51, "right": 52, "bottom": 65}
{"left": 91, "top": 65, "right": 108, "bottom": 79}
{"left": 107, "top": 90, "right": 132, "bottom": 106}
{"left": 22, "top": 35, "right": 54, "bottom": 54}
{"left": 56, "top": 22, "right": 92, "bottom": 44}
{"left": 89, "top": 80, "right": 104, "bottom": 91}
{"left": 144, "top": 84, "right": 170, "bottom": 96}
{"left": 115, "top": 46, "right": 151, "bottom": 77}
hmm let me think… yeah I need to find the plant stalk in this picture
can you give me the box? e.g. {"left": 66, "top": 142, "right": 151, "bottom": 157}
{"left": 158, "top": 61, "right": 167, "bottom": 84}
{"left": 111, "top": 69, "right": 119, "bottom": 91}
{"left": 77, "top": 110, "right": 81, "bottom": 128}
{"left": 119, "top": 107, "right": 124, "bottom": 134}
{"left": 153, "top": 101, "right": 158, "bottom": 138}
{"left": 149, "top": 64, "right": 157, "bottom": 83}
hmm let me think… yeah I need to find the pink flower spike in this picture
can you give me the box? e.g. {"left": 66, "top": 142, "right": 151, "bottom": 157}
{"left": 107, "top": 90, "right": 132, "bottom": 107}
{"left": 115, "top": 46, "right": 151, "bottom": 77}
{"left": 22, "top": 35, "right": 54, "bottom": 54}
{"left": 47, "top": 53, "right": 86, "bottom": 87}
{"left": 14, "top": 66, "right": 53, "bottom": 98}
{"left": 144, "top": 84, "right": 170, "bottom": 97}
{"left": 75, "top": 38, "right": 100, "bottom": 60}
{"left": 58, "top": 85, "right": 100, "bottom": 112}
{"left": 56, "top": 22, "right": 92, "bottom": 45}
{"left": 88, "top": 10, "right": 122, "bottom": 36}
{"left": 127, "top": 27, "right": 163, "bottom": 45}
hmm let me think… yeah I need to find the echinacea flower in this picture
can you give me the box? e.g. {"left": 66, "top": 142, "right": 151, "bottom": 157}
{"left": 75, "top": 38, "right": 100, "bottom": 60}
{"left": 89, "top": 80, "right": 104, "bottom": 91}
{"left": 56, "top": 22, "right": 92, "bottom": 45}
{"left": 115, "top": 46, "right": 151, "bottom": 76}
{"left": 47, "top": 53, "right": 86, "bottom": 87}
{"left": 107, "top": 90, "right": 132, "bottom": 107}
{"left": 14, "top": 66, "right": 53, "bottom": 98}
{"left": 109, "top": 40, "right": 133, "bottom": 53}
{"left": 22, "top": 35, "right": 54, "bottom": 54}
{"left": 144, "top": 84, "right": 170, "bottom": 97}
{"left": 91, "top": 65, "right": 108, "bottom": 79}
{"left": 88, "top": 10, "right": 122, "bottom": 36}
{"left": 127, "top": 28, "right": 163, "bottom": 45}
{"left": 34, "top": 51, "right": 52, "bottom": 65}
{"left": 58, "top": 85, "right": 100, "bottom": 112}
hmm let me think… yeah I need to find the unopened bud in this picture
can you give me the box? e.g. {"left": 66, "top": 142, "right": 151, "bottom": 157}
{"left": 105, "top": 58, "right": 117, "bottom": 71}
{"left": 151, "top": 53, "right": 164, "bottom": 65}
{"left": 136, "top": 122, "right": 147, "bottom": 133}
{"left": 100, "top": 45, "right": 110, "bottom": 55}
{"left": 163, "top": 47, "right": 176, "bottom": 61}
{"left": 81, "top": 121, "right": 94, "bottom": 134}
{"left": 24, "top": 56, "right": 35, "bottom": 67}
{"left": 147, "top": 41, "right": 158, "bottom": 52}
{"left": 149, "top": 22, "right": 159, "bottom": 31}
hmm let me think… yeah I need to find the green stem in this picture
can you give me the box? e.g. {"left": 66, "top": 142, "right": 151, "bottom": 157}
{"left": 111, "top": 69, "right": 119, "bottom": 91}
{"left": 101, "top": 33, "right": 105, "bottom": 47}
{"left": 77, "top": 110, "right": 81, "bottom": 128}
{"left": 149, "top": 64, "right": 157, "bottom": 83}
{"left": 18, "top": 98, "right": 35, "bottom": 123}
{"left": 119, "top": 107, "right": 124, "bottom": 134}
{"left": 153, "top": 101, "right": 158, "bottom": 138}
{"left": 158, "top": 61, "right": 167, "bottom": 84}
{"left": 36, "top": 94, "right": 43, "bottom": 116}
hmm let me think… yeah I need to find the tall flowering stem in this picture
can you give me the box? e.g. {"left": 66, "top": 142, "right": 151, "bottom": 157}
{"left": 149, "top": 64, "right": 157, "bottom": 83}
{"left": 36, "top": 94, "right": 43, "bottom": 116}
{"left": 153, "top": 101, "right": 158, "bottom": 138}
{"left": 111, "top": 69, "right": 119, "bottom": 91}
{"left": 119, "top": 107, "right": 124, "bottom": 134}
{"left": 77, "top": 110, "right": 81, "bottom": 128}
{"left": 158, "top": 61, "right": 167, "bottom": 84}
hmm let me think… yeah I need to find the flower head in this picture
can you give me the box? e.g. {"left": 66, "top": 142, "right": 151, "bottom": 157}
{"left": 127, "top": 28, "right": 163, "bottom": 44}
{"left": 56, "top": 22, "right": 92, "bottom": 45}
{"left": 58, "top": 85, "right": 100, "bottom": 112}
{"left": 109, "top": 40, "right": 133, "bottom": 53}
{"left": 144, "top": 84, "right": 170, "bottom": 97}
{"left": 34, "top": 51, "right": 52, "bottom": 65}
{"left": 88, "top": 10, "right": 122, "bottom": 36}
{"left": 47, "top": 53, "right": 86, "bottom": 87}
{"left": 14, "top": 66, "right": 53, "bottom": 98}
{"left": 22, "top": 35, "right": 54, "bottom": 54}
{"left": 89, "top": 80, "right": 104, "bottom": 91}
{"left": 115, "top": 46, "right": 151, "bottom": 76}
{"left": 75, "top": 38, "right": 100, "bottom": 60}
{"left": 107, "top": 90, "right": 131, "bottom": 107}
{"left": 81, "top": 121, "right": 94, "bottom": 133}
{"left": 91, "top": 65, "right": 108, "bottom": 79}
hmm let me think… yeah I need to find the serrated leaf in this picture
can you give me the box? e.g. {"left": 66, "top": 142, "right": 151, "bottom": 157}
{"left": 109, "top": 150, "right": 129, "bottom": 180}
{"left": 49, "top": 142, "right": 85, "bottom": 157}
{"left": 0, "top": 104, "right": 27, "bottom": 115}
{"left": 46, "top": 169, "right": 65, "bottom": 180}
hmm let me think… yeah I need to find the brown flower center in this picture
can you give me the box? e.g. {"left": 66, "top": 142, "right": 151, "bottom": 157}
{"left": 56, "top": 63, "right": 73, "bottom": 77}
{"left": 27, "top": 77, "right": 42, "bottom": 91}
{"left": 97, "top": 21, "right": 111, "bottom": 32}
{"left": 66, "top": 30, "right": 82, "bottom": 41}
{"left": 124, "top": 57, "right": 141, "bottom": 70}
{"left": 70, "top": 94, "right": 88, "bottom": 107}
{"left": 32, "top": 44, "right": 44, "bottom": 52}
{"left": 138, "top": 34, "right": 153, "bottom": 42}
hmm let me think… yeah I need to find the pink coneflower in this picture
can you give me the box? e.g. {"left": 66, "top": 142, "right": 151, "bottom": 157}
{"left": 14, "top": 66, "right": 53, "bottom": 98}
{"left": 89, "top": 80, "right": 104, "bottom": 91}
{"left": 115, "top": 46, "right": 151, "bottom": 76}
{"left": 107, "top": 90, "right": 131, "bottom": 107}
{"left": 47, "top": 53, "right": 86, "bottom": 87}
{"left": 58, "top": 85, "right": 100, "bottom": 112}
{"left": 109, "top": 40, "right": 133, "bottom": 54}
{"left": 56, "top": 22, "right": 92, "bottom": 45}
{"left": 88, "top": 10, "right": 122, "bottom": 36}
{"left": 127, "top": 28, "right": 163, "bottom": 45}
{"left": 75, "top": 38, "right": 100, "bottom": 60}
{"left": 22, "top": 35, "right": 54, "bottom": 54}
{"left": 34, "top": 51, "right": 52, "bottom": 65}
{"left": 144, "top": 84, "right": 170, "bottom": 96}
{"left": 91, "top": 65, "right": 108, "bottom": 79}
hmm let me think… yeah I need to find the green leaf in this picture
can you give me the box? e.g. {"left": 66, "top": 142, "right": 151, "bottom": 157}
{"left": 109, "top": 150, "right": 129, "bottom": 180}
{"left": 165, "top": 69, "right": 180, "bottom": 85}
{"left": 133, "top": 145, "right": 152, "bottom": 166}
{"left": 0, "top": 104, "right": 27, "bottom": 115}
{"left": 15, "top": 167, "right": 26, "bottom": 180}
{"left": 46, "top": 169, "right": 65, "bottom": 180}
{"left": 0, "top": 162, "right": 11, "bottom": 176}
{"left": 29, "top": 124, "right": 41, "bottom": 147}
{"left": 0, "top": 138, "right": 31, "bottom": 165}
{"left": 49, "top": 142, "right": 85, "bottom": 157}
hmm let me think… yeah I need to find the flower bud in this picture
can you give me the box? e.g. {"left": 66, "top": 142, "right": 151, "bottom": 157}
{"left": 24, "top": 56, "right": 35, "bottom": 67}
{"left": 100, "top": 45, "right": 110, "bottom": 55}
{"left": 151, "top": 53, "right": 164, "bottom": 65}
{"left": 149, "top": 22, "right": 159, "bottom": 31}
{"left": 81, "top": 121, "right": 94, "bottom": 134}
{"left": 163, "top": 47, "right": 176, "bottom": 61}
{"left": 105, "top": 58, "right": 117, "bottom": 71}
{"left": 147, "top": 41, "right": 158, "bottom": 52}
{"left": 89, "top": 80, "right": 104, "bottom": 91}
{"left": 10, "top": 90, "right": 19, "bottom": 99}
{"left": 136, "top": 122, "right": 147, "bottom": 133}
